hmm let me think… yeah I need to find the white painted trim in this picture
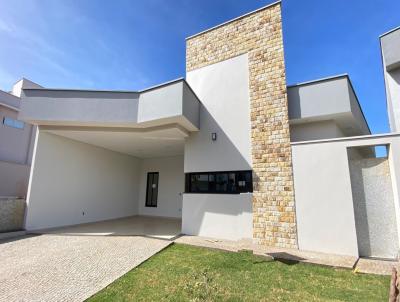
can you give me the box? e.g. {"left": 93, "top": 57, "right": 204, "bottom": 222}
{"left": 291, "top": 132, "right": 400, "bottom": 146}
{"left": 0, "top": 102, "right": 19, "bottom": 112}
{"left": 387, "top": 144, "right": 400, "bottom": 251}
{"left": 40, "top": 123, "right": 190, "bottom": 137}
{"left": 23, "top": 126, "right": 39, "bottom": 229}
{"left": 380, "top": 26, "right": 400, "bottom": 38}
{"left": 287, "top": 74, "right": 348, "bottom": 88}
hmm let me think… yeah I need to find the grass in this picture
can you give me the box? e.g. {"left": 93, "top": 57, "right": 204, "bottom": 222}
{"left": 88, "top": 243, "right": 389, "bottom": 302}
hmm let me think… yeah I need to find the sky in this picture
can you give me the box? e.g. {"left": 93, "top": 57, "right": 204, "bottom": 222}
{"left": 0, "top": 0, "right": 399, "bottom": 134}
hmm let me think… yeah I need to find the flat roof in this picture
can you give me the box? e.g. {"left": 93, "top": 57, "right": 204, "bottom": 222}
{"left": 287, "top": 74, "right": 371, "bottom": 135}
{"left": 287, "top": 74, "right": 349, "bottom": 88}
{"left": 0, "top": 89, "right": 20, "bottom": 111}
{"left": 380, "top": 26, "right": 400, "bottom": 39}
{"left": 186, "top": 0, "right": 281, "bottom": 40}
{"left": 21, "top": 78, "right": 186, "bottom": 94}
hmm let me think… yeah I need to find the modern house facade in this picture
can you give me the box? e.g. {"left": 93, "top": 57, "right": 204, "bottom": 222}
{"left": 16, "top": 2, "right": 400, "bottom": 259}
{"left": 0, "top": 78, "right": 40, "bottom": 197}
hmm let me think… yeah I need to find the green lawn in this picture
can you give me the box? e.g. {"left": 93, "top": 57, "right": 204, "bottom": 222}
{"left": 88, "top": 243, "right": 389, "bottom": 302}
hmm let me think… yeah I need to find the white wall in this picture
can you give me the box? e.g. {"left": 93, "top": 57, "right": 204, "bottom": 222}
{"left": 185, "top": 53, "right": 252, "bottom": 172}
{"left": 292, "top": 134, "right": 400, "bottom": 257}
{"left": 0, "top": 160, "right": 30, "bottom": 197}
{"left": 0, "top": 106, "right": 35, "bottom": 165}
{"left": 25, "top": 131, "right": 141, "bottom": 230}
{"left": 292, "top": 141, "right": 359, "bottom": 256}
{"left": 182, "top": 193, "right": 252, "bottom": 241}
{"left": 290, "top": 120, "right": 344, "bottom": 142}
{"left": 183, "top": 54, "right": 253, "bottom": 241}
{"left": 138, "top": 155, "right": 184, "bottom": 218}
{"left": 385, "top": 69, "right": 400, "bottom": 132}
{"left": 349, "top": 158, "right": 398, "bottom": 258}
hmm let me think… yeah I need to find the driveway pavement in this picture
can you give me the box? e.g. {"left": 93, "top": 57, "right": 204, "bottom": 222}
{"left": 0, "top": 234, "right": 171, "bottom": 302}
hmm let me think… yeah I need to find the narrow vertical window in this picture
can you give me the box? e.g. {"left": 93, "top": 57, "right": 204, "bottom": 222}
{"left": 146, "top": 172, "right": 159, "bottom": 207}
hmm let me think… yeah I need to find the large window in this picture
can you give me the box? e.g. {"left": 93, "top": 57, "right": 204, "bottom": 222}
{"left": 146, "top": 172, "right": 159, "bottom": 207}
{"left": 3, "top": 117, "right": 24, "bottom": 129}
{"left": 185, "top": 171, "right": 253, "bottom": 194}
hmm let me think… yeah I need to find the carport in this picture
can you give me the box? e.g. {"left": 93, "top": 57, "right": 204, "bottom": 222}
{"left": 19, "top": 79, "right": 200, "bottom": 234}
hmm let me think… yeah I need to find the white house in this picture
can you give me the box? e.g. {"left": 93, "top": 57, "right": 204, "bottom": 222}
{"left": 16, "top": 2, "right": 400, "bottom": 260}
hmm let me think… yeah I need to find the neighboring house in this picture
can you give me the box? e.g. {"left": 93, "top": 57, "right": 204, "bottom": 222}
{"left": 0, "top": 78, "right": 40, "bottom": 197}
{"left": 381, "top": 26, "right": 400, "bottom": 132}
{"left": 16, "top": 2, "right": 400, "bottom": 259}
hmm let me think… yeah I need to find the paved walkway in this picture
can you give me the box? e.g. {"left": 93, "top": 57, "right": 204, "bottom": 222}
{"left": 31, "top": 216, "right": 182, "bottom": 240}
{"left": 0, "top": 234, "right": 171, "bottom": 302}
{"left": 175, "top": 235, "right": 398, "bottom": 275}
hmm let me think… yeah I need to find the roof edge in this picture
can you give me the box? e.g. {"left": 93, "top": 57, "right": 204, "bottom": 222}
{"left": 21, "top": 78, "right": 187, "bottom": 94}
{"left": 139, "top": 78, "right": 185, "bottom": 93}
{"left": 380, "top": 26, "right": 400, "bottom": 39}
{"left": 22, "top": 87, "right": 140, "bottom": 93}
{"left": 0, "top": 101, "right": 19, "bottom": 112}
{"left": 346, "top": 75, "right": 372, "bottom": 135}
{"left": 287, "top": 74, "right": 371, "bottom": 135}
{"left": 291, "top": 132, "right": 399, "bottom": 146}
{"left": 186, "top": 0, "right": 281, "bottom": 40}
{"left": 287, "top": 74, "right": 348, "bottom": 88}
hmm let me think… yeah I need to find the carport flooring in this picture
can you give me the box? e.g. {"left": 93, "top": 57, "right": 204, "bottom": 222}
{"left": 0, "top": 234, "right": 171, "bottom": 302}
{"left": 32, "top": 215, "right": 181, "bottom": 239}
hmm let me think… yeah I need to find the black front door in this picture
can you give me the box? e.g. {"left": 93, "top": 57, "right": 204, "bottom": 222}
{"left": 146, "top": 172, "right": 159, "bottom": 207}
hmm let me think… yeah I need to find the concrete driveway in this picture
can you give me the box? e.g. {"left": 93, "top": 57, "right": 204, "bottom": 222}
{"left": 0, "top": 234, "right": 171, "bottom": 302}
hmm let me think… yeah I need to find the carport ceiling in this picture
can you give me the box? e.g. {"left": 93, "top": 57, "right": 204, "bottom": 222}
{"left": 45, "top": 127, "right": 185, "bottom": 158}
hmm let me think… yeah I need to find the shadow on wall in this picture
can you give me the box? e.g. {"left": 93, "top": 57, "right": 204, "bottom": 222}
{"left": 287, "top": 86, "right": 302, "bottom": 120}
{"left": 183, "top": 105, "right": 253, "bottom": 238}
{"left": 347, "top": 145, "right": 399, "bottom": 259}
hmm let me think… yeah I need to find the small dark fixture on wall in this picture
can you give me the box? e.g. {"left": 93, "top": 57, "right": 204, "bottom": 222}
{"left": 211, "top": 132, "right": 217, "bottom": 141}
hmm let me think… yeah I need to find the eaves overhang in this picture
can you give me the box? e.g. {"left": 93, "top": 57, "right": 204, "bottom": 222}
{"left": 287, "top": 74, "right": 371, "bottom": 136}
{"left": 18, "top": 79, "right": 201, "bottom": 132}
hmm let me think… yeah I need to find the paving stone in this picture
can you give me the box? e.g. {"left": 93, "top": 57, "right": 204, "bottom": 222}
{"left": 176, "top": 235, "right": 357, "bottom": 269}
{"left": 0, "top": 234, "right": 171, "bottom": 302}
{"left": 355, "top": 258, "right": 399, "bottom": 276}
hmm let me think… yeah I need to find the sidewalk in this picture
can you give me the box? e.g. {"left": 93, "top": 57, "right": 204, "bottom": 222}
{"left": 175, "top": 235, "right": 398, "bottom": 275}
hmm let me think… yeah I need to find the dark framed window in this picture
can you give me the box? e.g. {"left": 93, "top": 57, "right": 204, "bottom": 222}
{"left": 146, "top": 172, "right": 159, "bottom": 207}
{"left": 185, "top": 170, "right": 253, "bottom": 194}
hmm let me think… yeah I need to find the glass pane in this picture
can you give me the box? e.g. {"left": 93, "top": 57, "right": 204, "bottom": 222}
{"left": 215, "top": 173, "right": 228, "bottom": 192}
{"left": 3, "top": 117, "right": 24, "bottom": 129}
{"left": 146, "top": 173, "right": 153, "bottom": 206}
{"left": 237, "top": 171, "right": 252, "bottom": 193}
{"left": 209, "top": 173, "right": 216, "bottom": 192}
{"left": 227, "top": 173, "right": 236, "bottom": 193}
{"left": 191, "top": 174, "right": 209, "bottom": 192}
{"left": 152, "top": 173, "right": 158, "bottom": 206}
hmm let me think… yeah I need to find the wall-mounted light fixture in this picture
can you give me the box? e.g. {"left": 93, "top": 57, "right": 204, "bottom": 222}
{"left": 211, "top": 132, "right": 217, "bottom": 141}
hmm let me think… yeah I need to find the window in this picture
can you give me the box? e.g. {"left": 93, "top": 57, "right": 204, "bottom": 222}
{"left": 185, "top": 171, "right": 253, "bottom": 194}
{"left": 3, "top": 117, "right": 24, "bottom": 129}
{"left": 146, "top": 172, "right": 159, "bottom": 207}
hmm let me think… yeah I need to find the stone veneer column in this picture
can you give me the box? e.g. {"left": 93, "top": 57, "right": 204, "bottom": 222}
{"left": 186, "top": 2, "right": 297, "bottom": 248}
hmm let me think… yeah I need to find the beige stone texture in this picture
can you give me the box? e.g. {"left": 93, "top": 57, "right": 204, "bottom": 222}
{"left": 186, "top": 3, "right": 297, "bottom": 248}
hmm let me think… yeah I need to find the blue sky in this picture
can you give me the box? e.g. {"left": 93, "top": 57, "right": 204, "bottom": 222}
{"left": 0, "top": 0, "right": 399, "bottom": 134}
